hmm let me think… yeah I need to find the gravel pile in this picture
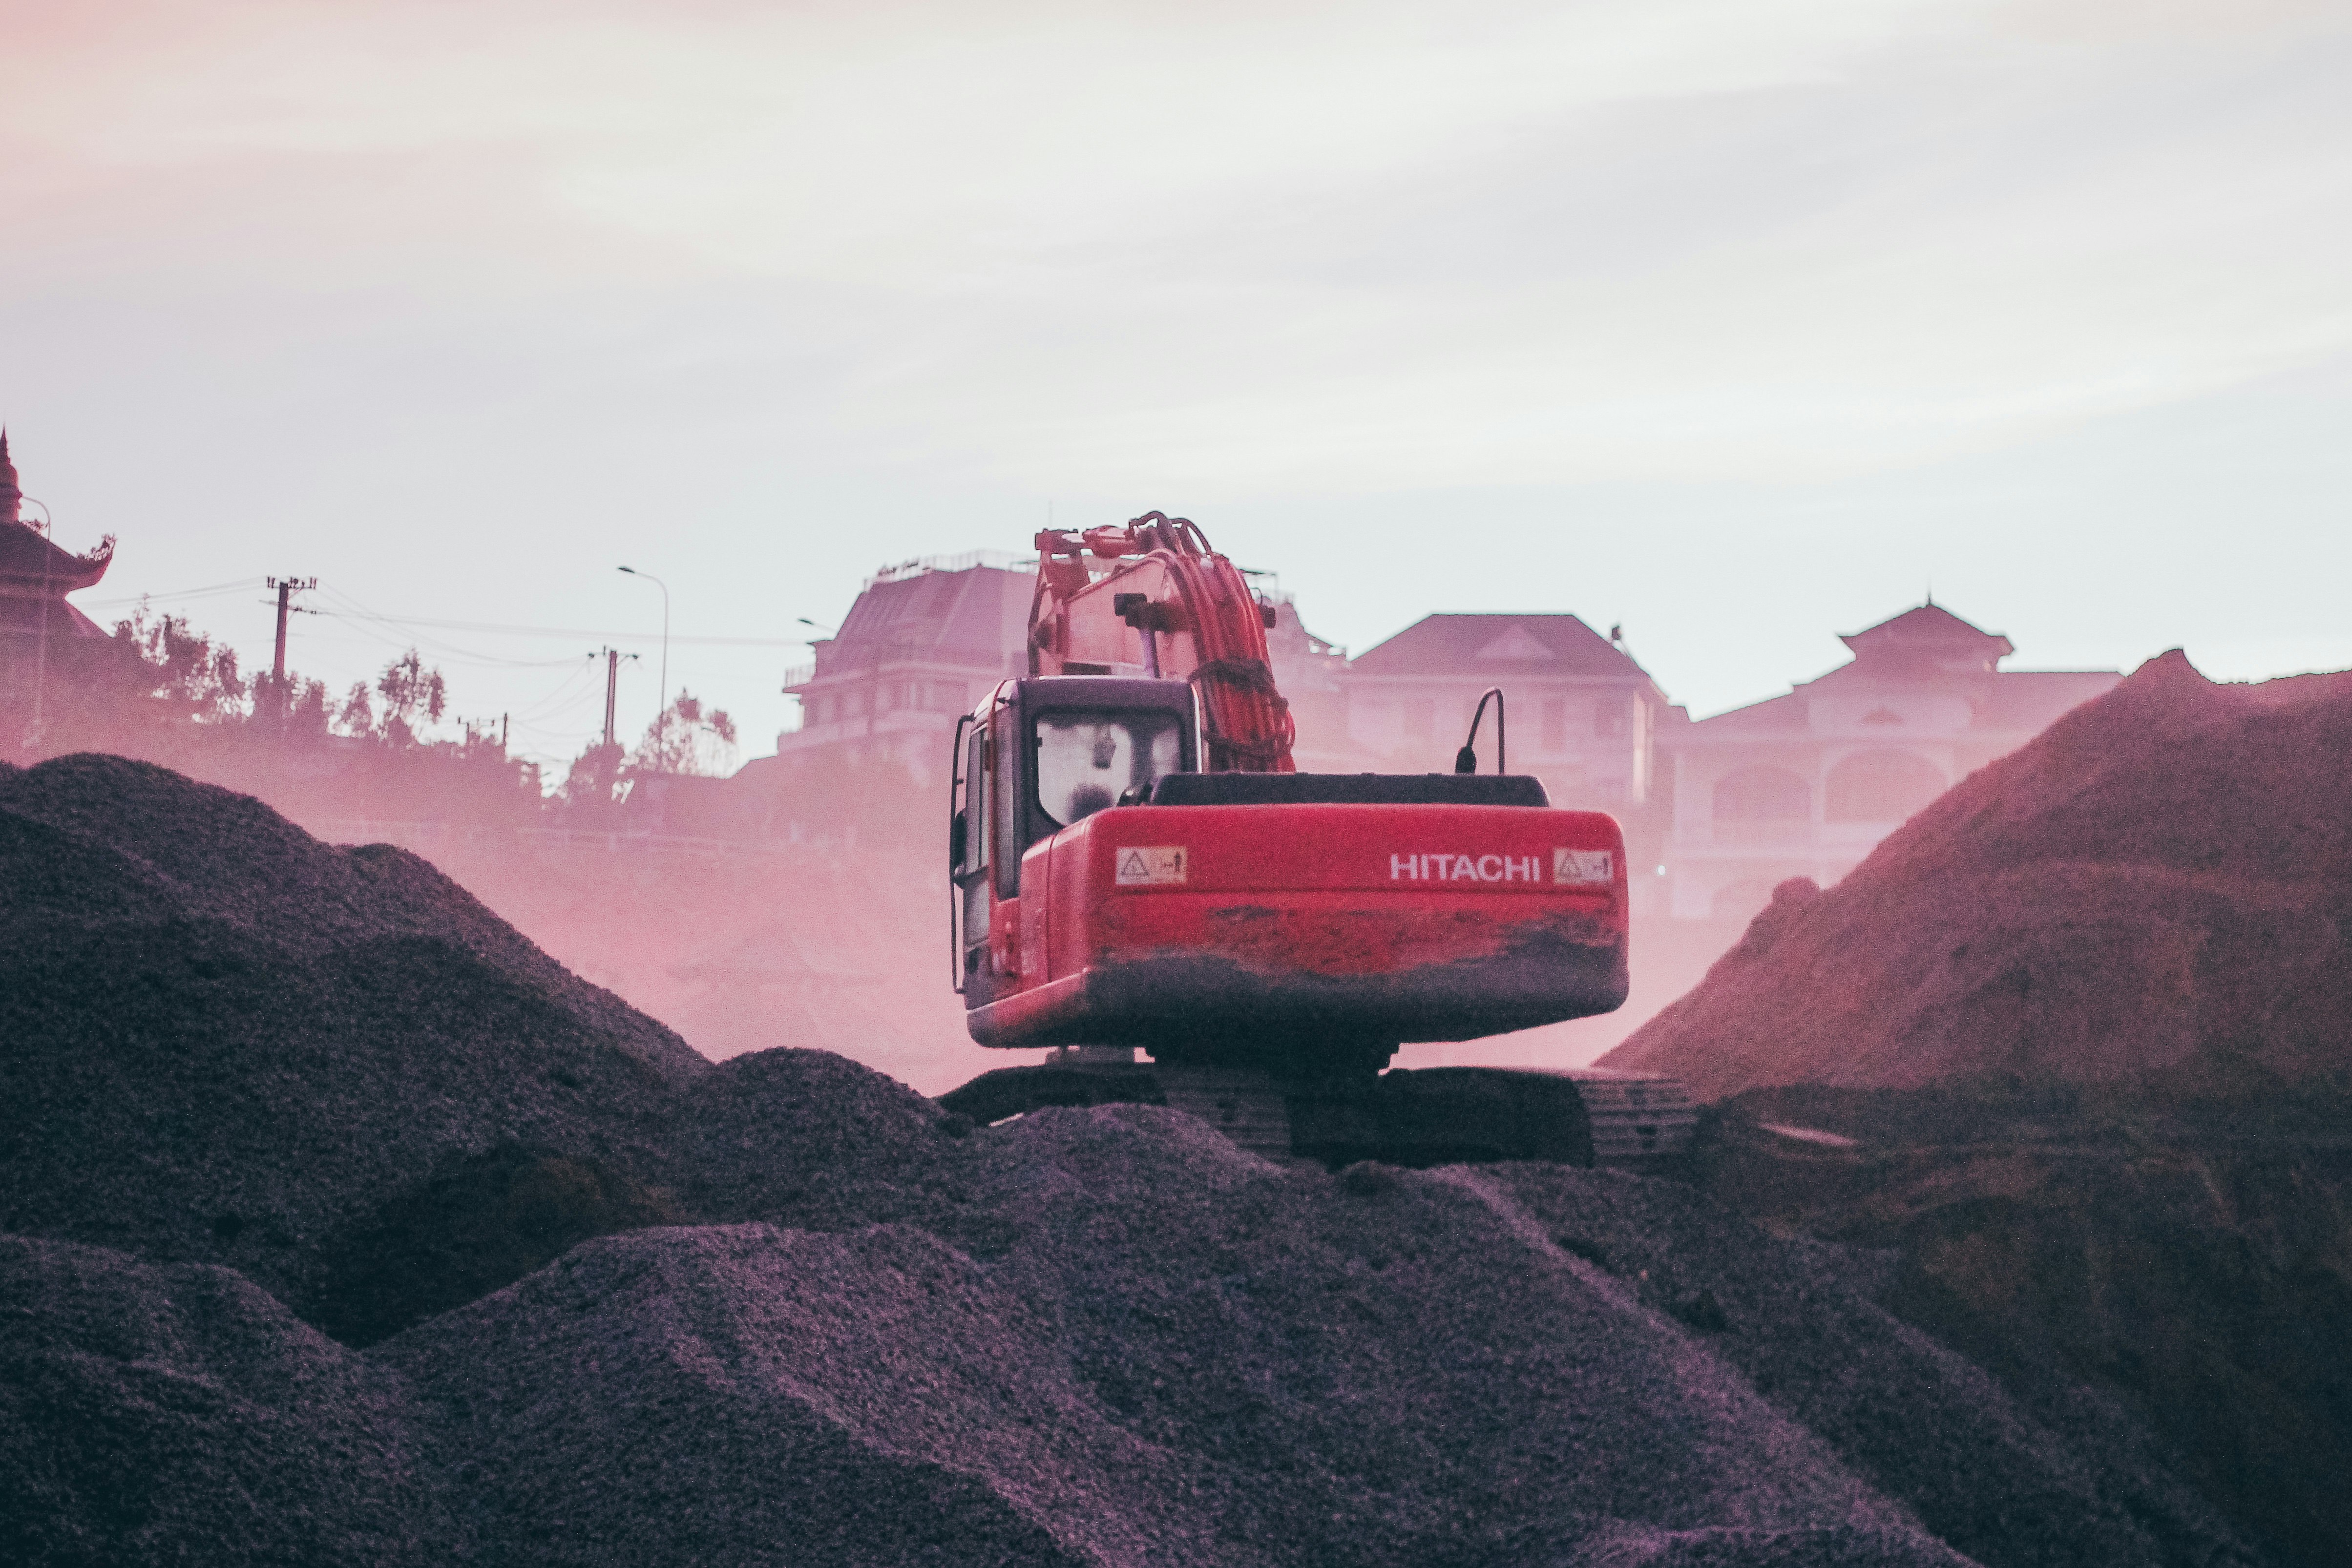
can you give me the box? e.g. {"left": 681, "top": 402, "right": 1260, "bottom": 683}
{"left": 0, "top": 1235, "right": 459, "bottom": 1566}
{"left": 1604, "top": 652, "right": 2352, "bottom": 1097}
{"left": 0, "top": 754, "right": 702, "bottom": 1309}
{"left": 0, "top": 755, "right": 2272, "bottom": 1565}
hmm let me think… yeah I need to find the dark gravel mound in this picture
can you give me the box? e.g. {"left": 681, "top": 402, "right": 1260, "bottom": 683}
{"left": 1576, "top": 1526, "right": 1973, "bottom": 1568}
{"left": 0, "top": 1101, "right": 2265, "bottom": 1566}
{"left": 2, "top": 753, "right": 701, "bottom": 1079}
{"left": 0, "top": 1235, "right": 458, "bottom": 1566}
{"left": 380, "top": 1223, "right": 1166, "bottom": 1568}
{"left": 1691, "top": 1085, "right": 2352, "bottom": 1568}
{"left": 0, "top": 754, "right": 701, "bottom": 1306}
{"left": 676, "top": 1046, "right": 977, "bottom": 1230}
{"left": 308, "top": 1142, "right": 687, "bottom": 1347}
{"left": 1604, "top": 653, "right": 2352, "bottom": 1096}
{"left": 0, "top": 754, "right": 2283, "bottom": 1565}
{"left": 1485, "top": 1162, "right": 2256, "bottom": 1568}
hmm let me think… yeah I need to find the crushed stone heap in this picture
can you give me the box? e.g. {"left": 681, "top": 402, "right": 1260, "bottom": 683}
{"left": 1605, "top": 653, "right": 2352, "bottom": 1098}
{"left": 0, "top": 755, "right": 2268, "bottom": 1567}
{"left": 0, "top": 753, "right": 705, "bottom": 1309}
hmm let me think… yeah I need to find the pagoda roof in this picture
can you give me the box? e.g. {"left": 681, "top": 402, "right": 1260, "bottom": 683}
{"left": 0, "top": 519, "right": 113, "bottom": 594}
{"left": 1348, "top": 614, "right": 1654, "bottom": 683}
{"left": 1838, "top": 602, "right": 2014, "bottom": 663}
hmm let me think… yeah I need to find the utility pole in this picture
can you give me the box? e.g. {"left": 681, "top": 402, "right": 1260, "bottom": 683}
{"left": 602, "top": 648, "right": 620, "bottom": 748}
{"left": 264, "top": 575, "right": 317, "bottom": 728}
{"left": 617, "top": 567, "right": 669, "bottom": 758}
{"left": 594, "top": 647, "right": 637, "bottom": 750}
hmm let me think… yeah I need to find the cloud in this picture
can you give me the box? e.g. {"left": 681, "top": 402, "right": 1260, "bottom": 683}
{"left": 5, "top": 0, "right": 2350, "bottom": 495}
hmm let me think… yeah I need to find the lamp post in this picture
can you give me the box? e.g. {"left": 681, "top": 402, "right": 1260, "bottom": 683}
{"left": 617, "top": 566, "right": 669, "bottom": 757}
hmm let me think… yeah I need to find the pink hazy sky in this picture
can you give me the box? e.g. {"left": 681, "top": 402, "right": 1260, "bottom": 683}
{"left": 3, "top": 0, "right": 2348, "bottom": 773}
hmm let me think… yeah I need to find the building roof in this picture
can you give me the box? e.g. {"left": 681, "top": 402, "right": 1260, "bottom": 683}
{"left": 1348, "top": 614, "right": 1654, "bottom": 682}
{"left": 1666, "top": 602, "right": 2118, "bottom": 740}
{"left": 0, "top": 434, "right": 113, "bottom": 595}
{"left": 0, "top": 522, "right": 112, "bottom": 593}
{"left": 799, "top": 560, "right": 1030, "bottom": 685}
{"left": 1837, "top": 602, "right": 2013, "bottom": 671}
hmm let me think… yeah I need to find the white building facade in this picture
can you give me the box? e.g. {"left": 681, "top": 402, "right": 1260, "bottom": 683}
{"left": 1656, "top": 604, "right": 2119, "bottom": 921}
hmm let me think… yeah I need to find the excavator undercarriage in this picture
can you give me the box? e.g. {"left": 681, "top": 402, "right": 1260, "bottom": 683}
{"left": 942, "top": 1051, "right": 1696, "bottom": 1171}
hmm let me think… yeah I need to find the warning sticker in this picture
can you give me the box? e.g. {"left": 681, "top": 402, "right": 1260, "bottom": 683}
{"left": 1115, "top": 846, "right": 1189, "bottom": 886}
{"left": 1554, "top": 848, "right": 1614, "bottom": 885}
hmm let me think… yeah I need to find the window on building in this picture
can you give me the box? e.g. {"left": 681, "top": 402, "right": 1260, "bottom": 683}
{"left": 1594, "top": 699, "right": 1623, "bottom": 739}
{"left": 1712, "top": 767, "right": 1809, "bottom": 844}
{"left": 1541, "top": 698, "right": 1568, "bottom": 753}
{"left": 1825, "top": 750, "right": 1946, "bottom": 822}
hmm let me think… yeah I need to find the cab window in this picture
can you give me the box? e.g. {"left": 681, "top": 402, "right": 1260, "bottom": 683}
{"left": 1032, "top": 710, "right": 1186, "bottom": 828}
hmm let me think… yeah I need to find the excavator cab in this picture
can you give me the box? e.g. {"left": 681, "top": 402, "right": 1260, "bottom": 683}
{"left": 950, "top": 677, "right": 1199, "bottom": 1004}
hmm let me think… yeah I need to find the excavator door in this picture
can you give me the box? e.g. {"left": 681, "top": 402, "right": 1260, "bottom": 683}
{"left": 950, "top": 678, "right": 1201, "bottom": 1007}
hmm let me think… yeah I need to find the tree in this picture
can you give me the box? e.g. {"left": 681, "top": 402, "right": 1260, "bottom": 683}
{"left": 338, "top": 682, "right": 375, "bottom": 737}
{"left": 629, "top": 689, "right": 737, "bottom": 776}
{"left": 563, "top": 739, "right": 626, "bottom": 808}
{"left": 250, "top": 669, "right": 332, "bottom": 738}
{"left": 115, "top": 604, "right": 246, "bottom": 723}
{"left": 374, "top": 649, "right": 447, "bottom": 746}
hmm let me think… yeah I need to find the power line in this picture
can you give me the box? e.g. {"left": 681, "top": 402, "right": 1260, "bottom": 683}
{"left": 84, "top": 578, "right": 265, "bottom": 608}
{"left": 84, "top": 581, "right": 809, "bottom": 649}
{"left": 310, "top": 587, "right": 596, "bottom": 669}
{"left": 308, "top": 613, "right": 588, "bottom": 669}
{"left": 316, "top": 608, "right": 804, "bottom": 648}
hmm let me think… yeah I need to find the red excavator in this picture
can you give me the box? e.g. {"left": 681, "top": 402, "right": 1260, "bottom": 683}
{"left": 939, "top": 513, "right": 1692, "bottom": 1168}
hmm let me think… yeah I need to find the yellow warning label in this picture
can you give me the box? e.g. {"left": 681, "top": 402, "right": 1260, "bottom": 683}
{"left": 1115, "top": 846, "right": 1189, "bottom": 886}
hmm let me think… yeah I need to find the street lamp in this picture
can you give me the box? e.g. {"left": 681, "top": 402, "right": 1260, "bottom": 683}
{"left": 617, "top": 566, "right": 669, "bottom": 753}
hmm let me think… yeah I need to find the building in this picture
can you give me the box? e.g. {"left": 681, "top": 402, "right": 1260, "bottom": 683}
{"left": 1255, "top": 580, "right": 1358, "bottom": 774}
{"left": 0, "top": 431, "right": 114, "bottom": 650}
{"left": 1337, "top": 614, "right": 1670, "bottom": 814}
{"left": 773, "top": 553, "right": 1035, "bottom": 788}
{"left": 1656, "top": 603, "right": 2119, "bottom": 921}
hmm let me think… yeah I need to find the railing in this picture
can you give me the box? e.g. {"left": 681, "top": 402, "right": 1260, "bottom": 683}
{"left": 865, "top": 550, "right": 1033, "bottom": 586}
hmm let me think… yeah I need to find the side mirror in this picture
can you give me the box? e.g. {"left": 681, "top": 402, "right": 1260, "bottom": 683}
{"left": 948, "top": 812, "right": 967, "bottom": 869}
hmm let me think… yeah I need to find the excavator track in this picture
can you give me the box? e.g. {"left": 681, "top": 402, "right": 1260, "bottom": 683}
{"left": 1153, "top": 1067, "right": 1297, "bottom": 1162}
{"left": 940, "top": 1053, "right": 1696, "bottom": 1171}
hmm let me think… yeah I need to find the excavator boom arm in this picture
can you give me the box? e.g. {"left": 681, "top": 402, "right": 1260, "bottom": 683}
{"left": 1028, "top": 512, "right": 1296, "bottom": 773}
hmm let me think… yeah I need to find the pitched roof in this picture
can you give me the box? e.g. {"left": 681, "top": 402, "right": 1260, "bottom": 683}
{"left": 1348, "top": 614, "right": 1653, "bottom": 681}
{"left": 1838, "top": 603, "right": 2014, "bottom": 664}
{"left": 814, "top": 562, "right": 1029, "bottom": 677}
